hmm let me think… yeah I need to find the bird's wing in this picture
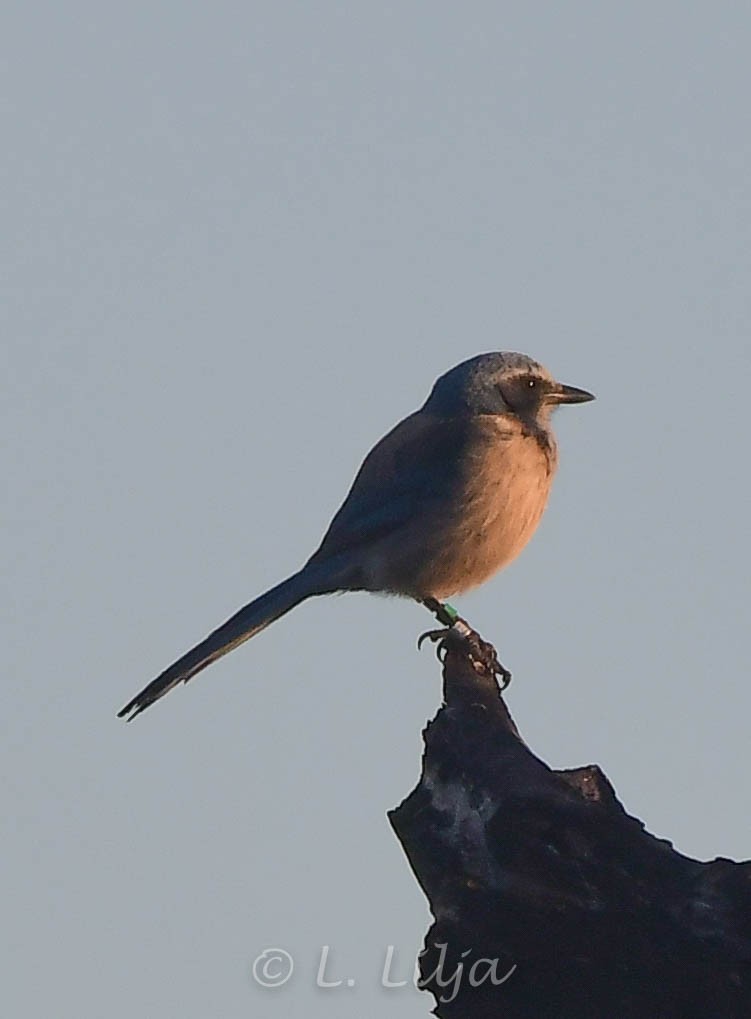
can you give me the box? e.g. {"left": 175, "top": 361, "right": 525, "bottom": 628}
{"left": 307, "top": 410, "right": 473, "bottom": 564}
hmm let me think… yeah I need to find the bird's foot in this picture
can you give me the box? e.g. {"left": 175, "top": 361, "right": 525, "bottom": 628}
{"left": 418, "top": 617, "right": 512, "bottom": 690}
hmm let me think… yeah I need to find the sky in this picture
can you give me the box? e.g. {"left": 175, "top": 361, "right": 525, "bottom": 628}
{"left": 3, "top": 3, "right": 750, "bottom": 1016}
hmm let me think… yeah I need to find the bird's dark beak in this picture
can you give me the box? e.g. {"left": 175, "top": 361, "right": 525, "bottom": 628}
{"left": 548, "top": 382, "right": 596, "bottom": 405}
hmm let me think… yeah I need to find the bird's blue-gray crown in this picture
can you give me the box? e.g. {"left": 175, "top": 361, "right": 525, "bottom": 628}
{"left": 423, "top": 352, "right": 594, "bottom": 418}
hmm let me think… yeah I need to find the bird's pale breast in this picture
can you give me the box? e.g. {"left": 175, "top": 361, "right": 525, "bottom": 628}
{"left": 432, "top": 417, "right": 557, "bottom": 596}
{"left": 384, "top": 416, "right": 557, "bottom": 599}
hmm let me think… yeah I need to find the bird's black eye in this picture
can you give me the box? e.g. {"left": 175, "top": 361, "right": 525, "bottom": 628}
{"left": 497, "top": 374, "right": 547, "bottom": 416}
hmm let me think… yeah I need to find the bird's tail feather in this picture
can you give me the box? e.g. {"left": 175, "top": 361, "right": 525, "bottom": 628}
{"left": 118, "top": 566, "right": 329, "bottom": 720}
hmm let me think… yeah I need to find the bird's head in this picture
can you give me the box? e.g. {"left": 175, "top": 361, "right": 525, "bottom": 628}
{"left": 423, "top": 352, "right": 595, "bottom": 426}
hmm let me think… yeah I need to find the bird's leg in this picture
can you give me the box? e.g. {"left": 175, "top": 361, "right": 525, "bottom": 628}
{"left": 418, "top": 598, "right": 512, "bottom": 689}
{"left": 419, "top": 597, "right": 473, "bottom": 640}
{"left": 421, "top": 596, "right": 460, "bottom": 627}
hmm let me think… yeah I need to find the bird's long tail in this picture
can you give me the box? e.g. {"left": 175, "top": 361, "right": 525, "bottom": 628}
{"left": 118, "top": 566, "right": 331, "bottom": 720}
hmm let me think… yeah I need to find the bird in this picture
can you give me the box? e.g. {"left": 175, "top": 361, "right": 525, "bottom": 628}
{"left": 118, "top": 352, "right": 594, "bottom": 720}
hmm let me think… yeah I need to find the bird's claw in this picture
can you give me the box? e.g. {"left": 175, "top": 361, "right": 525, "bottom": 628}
{"left": 417, "top": 626, "right": 453, "bottom": 658}
{"left": 418, "top": 620, "right": 512, "bottom": 689}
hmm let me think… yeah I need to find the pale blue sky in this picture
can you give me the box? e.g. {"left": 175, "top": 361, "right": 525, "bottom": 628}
{"left": 4, "top": 3, "right": 750, "bottom": 1016}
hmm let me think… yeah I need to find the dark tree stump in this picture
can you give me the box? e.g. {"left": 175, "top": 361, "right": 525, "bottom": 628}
{"left": 389, "top": 642, "right": 751, "bottom": 1018}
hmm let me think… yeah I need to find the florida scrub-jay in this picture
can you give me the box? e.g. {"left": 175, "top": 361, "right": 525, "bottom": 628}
{"left": 119, "top": 351, "right": 594, "bottom": 719}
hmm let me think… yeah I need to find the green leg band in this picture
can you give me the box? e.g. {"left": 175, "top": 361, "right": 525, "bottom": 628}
{"left": 443, "top": 602, "right": 459, "bottom": 623}
{"left": 421, "top": 597, "right": 461, "bottom": 627}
